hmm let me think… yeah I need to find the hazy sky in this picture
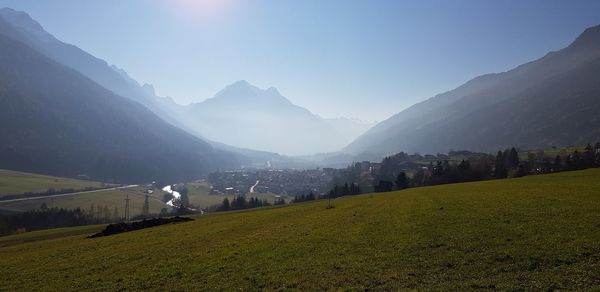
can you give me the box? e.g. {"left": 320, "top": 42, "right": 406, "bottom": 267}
{"left": 1, "top": 0, "right": 599, "bottom": 121}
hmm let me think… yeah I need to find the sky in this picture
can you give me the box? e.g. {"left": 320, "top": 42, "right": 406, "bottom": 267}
{"left": 1, "top": 0, "right": 599, "bottom": 121}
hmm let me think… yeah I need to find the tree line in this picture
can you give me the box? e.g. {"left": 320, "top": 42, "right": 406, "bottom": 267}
{"left": 293, "top": 192, "right": 317, "bottom": 203}
{"left": 332, "top": 143, "right": 600, "bottom": 195}
{"left": 326, "top": 183, "right": 362, "bottom": 199}
{"left": 0, "top": 191, "right": 181, "bottom": 236}
{"left": 208, "top": 195, "right": 277, "bottom": 212}
{"left": 0, "top": 203, "right": 121, "bottom": 236}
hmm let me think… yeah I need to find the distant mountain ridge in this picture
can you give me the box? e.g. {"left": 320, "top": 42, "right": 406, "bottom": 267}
{"left": 0, "top": 8, "right": 282, "bottom": 168}
{"left": 179, "top": 80, "right": 367, "bottom": 155}
{"left": 345, "top": 24, "right": 600, "bottom": 156}
{"left": 0, "top": 8, "right": 190, "bottom": 131}
{"left": 0, "top": 8, "right": 372, "bottom": 158}
{"left": 0, "top": 8, "right": 238, "bottom": 182}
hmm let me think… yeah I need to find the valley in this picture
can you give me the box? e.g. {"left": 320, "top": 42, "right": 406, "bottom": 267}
{"left": 0, "top": 3, "right": 598, "bottom": 290}
{"left": 1, "top": 170, "right": 599, "bottom": 290}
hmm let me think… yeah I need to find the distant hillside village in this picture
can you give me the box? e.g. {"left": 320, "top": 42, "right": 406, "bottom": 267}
{"left": 207, "top": 144, "right": 600, "bottom": 201}
{"left": 208, "top": 168, "right": 351, "bottom": 197}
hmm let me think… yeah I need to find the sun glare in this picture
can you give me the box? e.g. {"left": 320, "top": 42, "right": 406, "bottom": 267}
{"left": 174, "top": 0, "right": 233, "bottom": 20}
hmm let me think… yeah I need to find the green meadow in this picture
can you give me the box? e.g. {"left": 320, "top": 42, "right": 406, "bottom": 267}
{"left": 182, "top": 181, "right": 289, "bottom": 208}
{"left": 0, "top": 173, "right": 289, "bottom": 218}
{"left": 0, "top": 186, "right": 166, "bottom": 217}
{"left": 1, "top": 169, "right": 599, "bottom": 290}
{"left": 0, "top": 169, "right": 110, "bottom": 198}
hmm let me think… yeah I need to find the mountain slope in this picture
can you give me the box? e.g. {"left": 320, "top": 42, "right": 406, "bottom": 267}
{"left": 0, "top": 8, "right": 189, "bottom": 131}
{"left": 0, "top": 31, "right": 237, "bottom": 182}
{"left": 346, "top": 25, "right": 600, "bottom": 155}
{"left": 180, "top": 81, "right": 347, "bottom": 155}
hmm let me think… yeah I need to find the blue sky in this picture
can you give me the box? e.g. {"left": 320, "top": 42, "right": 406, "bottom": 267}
{"left": 1, "top": 0, "right": 599, "bottom": 121}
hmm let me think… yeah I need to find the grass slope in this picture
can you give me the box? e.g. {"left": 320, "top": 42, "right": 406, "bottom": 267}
{"left": 1, "top": 170, "right": 600, "bottom": 290}
{"left": 0, "top": 169, "right": 109, "bottom": 198}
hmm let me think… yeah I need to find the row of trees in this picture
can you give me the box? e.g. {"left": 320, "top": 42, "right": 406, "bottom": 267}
{"left": 496, "top": 144, "right": 600, "bottom": 178}
{"left": 541, "top": 144, "right": 599, "bottom": 172}
{"left": 373, "top": 172, "right": 411, "bottom": 192}
{"left": 84, "top": 203, "right": 122, "bottom": 223}
{"left": 369, "top": 152, "right": 495, "bottom": 192}
{"left": 412, "top": 144, "right": 599, "bottom": 189}
{"left": 334, "top": 143, "right": 600, "bottom": 195}
{"left": 211, "top": 195, "right": 276, "bottom": 212}
{"left": 2, "top": 185, "right": 288, "bottom": 235}
{"left": 1, "top": 189, "right": 190, "bottom": 236}
{"left": 293, "top": 192, "right": 317, "bottom": 203}
{"left": 326, "top": 183, "right": 362, "bottom": 199}
{"left": 0, "top": 205, "right": 120, "bottom": 236}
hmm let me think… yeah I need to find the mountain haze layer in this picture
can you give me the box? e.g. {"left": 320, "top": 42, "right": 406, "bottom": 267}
{"left": 346, "top": 24, "right": 600, "bottom": 156}
{"left": 180, "top": 81, "right": 352, "bottom": 155}
{"left": 325, "top": 117, "right": 375, "bottom": 143}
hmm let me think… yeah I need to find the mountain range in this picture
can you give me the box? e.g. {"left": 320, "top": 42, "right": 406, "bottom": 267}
{"left": 345, "top": 24, "right": 600, "bottom": 156}
{"left": 0, "top": 8, "right": 183, "bottom": 129}
{"left": 177, "top": 80, "right": 374, "bottom": 155}
{"left": 1, "top": 7, "right": 600, "bottom": 180}
{"left": 0, "top": 8, "right": 374, "bottom": 177}
{"left": 0, "top": 8, "right": 237, "bottom": 182}
{"left": 0, "top": 8, "right": 374, "bottom": 157}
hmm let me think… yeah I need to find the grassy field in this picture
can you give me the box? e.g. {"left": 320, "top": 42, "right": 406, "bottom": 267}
{"left": 0, "top": 178, "right": 290, "bottom": 218}
{"left": 0, "top": 169, "right": 111, "bottom": 198}
{"left": 0, "top": 177, "right": 289, "bottom": 217}
{"left": 0, "top": 186, "right": 168, "bottom": 217}
{"left": 185, "top": 181, "right": 294, "bottom": 208}
{"left": 1, "top": 169, "right": 599, "bottom": 290}
{"left": 0, "top": 224, "right": 104, "bottom": 248}
{"left": 185, "top": 181, "right": 230, "bottom": 208}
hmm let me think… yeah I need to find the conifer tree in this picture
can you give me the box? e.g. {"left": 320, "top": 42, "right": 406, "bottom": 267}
{"left": 554, "top": 155, "right": 562, "bottom": 170}
{"left": 395, "top": 172, "right": 409, "bottom": 190}
{"left": 507, "top": 147, "right": 519, "bottom": 169}
{"left": 221, "top": 198, "right": 230, "bottom": 211}
{"left": 495, "top": 150, "right": 508, "bottom": 178}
